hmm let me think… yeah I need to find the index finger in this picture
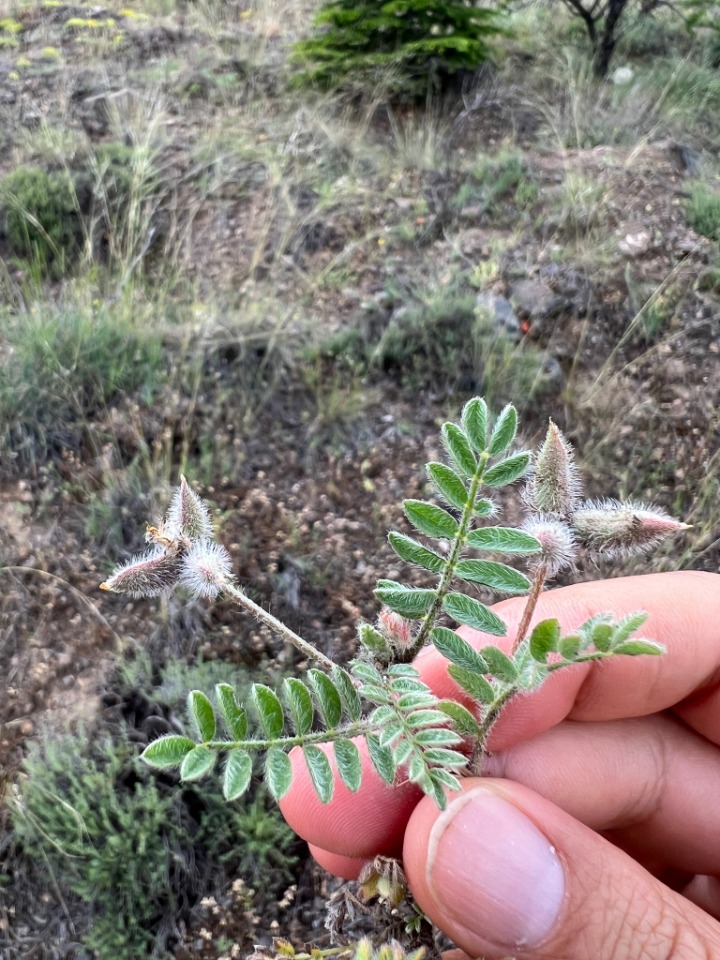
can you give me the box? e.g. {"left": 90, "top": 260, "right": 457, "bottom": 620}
{"left": 415, "top": 570, "right": 720, "bottom": 750}
{"left": 280, "top": 571, "right": 720, "bottom": 863}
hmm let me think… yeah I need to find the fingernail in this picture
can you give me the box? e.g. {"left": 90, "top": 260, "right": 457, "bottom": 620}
{"left": 426, "top": 786, "right": 565, "bottom": 950}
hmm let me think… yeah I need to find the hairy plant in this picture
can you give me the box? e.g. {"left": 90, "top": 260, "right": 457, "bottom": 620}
{"left": 100, "top": 398, "right": 686, "bottom": 812}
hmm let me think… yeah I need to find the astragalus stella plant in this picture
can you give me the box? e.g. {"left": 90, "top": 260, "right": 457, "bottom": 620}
{"left": 101, "top": 397, "right": 686, "bottom": 811}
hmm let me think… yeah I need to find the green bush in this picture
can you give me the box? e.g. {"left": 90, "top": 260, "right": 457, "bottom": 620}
{"left": 687, "top": 182, "right": 720, "bottom": 240}
{"left": 292, "top": 0, "right": 509, "bottom": 97}
{"left": 8, "top": 656, "right": 299, "bottom": 960}
{"left": 0, "top": 296, "right": 165, "bottom": 472}
{"left": 0, "top": 166, "right": 82, "bottom": 275}
{"left": 0, "top": 143, "right": 159, "bottom": 278}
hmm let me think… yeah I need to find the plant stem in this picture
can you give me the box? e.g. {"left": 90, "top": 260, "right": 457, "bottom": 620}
{"left": 403, "top": 453, "right": 490, "bottom": 661}
{"left": 205, "top": 718, "right": 372, "bottom": 753}
{"left": 512, "top": 560, "right": 548, "bottom": 655}
{"left": 223, "top": 581, "right": 336, "bottom": 671}
{"left": 469, "top": 686, "right": 517, "bottom": 774}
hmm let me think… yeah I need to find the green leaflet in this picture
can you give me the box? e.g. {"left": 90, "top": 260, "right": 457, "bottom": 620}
{"left": 478, "top": 645, "right": 518, "bottom": 682}
{"left": 403, "top": 499, "right": 459, "bottom": 538}
{"left": 180, "top": 745, "right": 216, "bottom": 781}
{"left": 431, "top": 626, "right": 488, "bottom": 672}
{"left": 332, "top": 666, "right": 362, "bottom": 721}
{"left": 365, "top": 733, "right": 395, "bottom": 785}
{"left": 609, "top": 612, "right": 649, "bottom": 646}
{"left": 461, "top": 397, "right": 488, "bottom": 452}
{"left": 374, "top": 585, "right": 435, "bottom": 618}
{"left": 223, "top": 749, "right": 253, "bottom": 801}
{"left": 528, "top": 618, "right": 561, "bottom": 663}
{"left": 141, "top": 734, "right": 195, "bottom": 769}
{"left": 188, "top": 690, "right": 216, "bottom": 742}
{"left": 454, "top": 559, "right": 531, "bottom": 594}
{"left": 303, "top": 744, "right": 334, "bottom": 804}
{"left": 252, "top": 684, "right": 285, "bottom": 739}
{"left": 357, "top": 622, "right": 392, "bottom": 658}
{"left": 487, "top": 404, "right": 518, "bottom": 456}
{"left": 265, "top": 747, "right": 292, "bottom": 800}
{"left": 388, "top": 531, "right": 445, "bottom": 573}
{"left": 443, "top": 592, "right": 507, "bottom": 636}
{"left": 448, "top": 664, "right": 495, "bottom": 704}
{"left": 283, "top": 677, "right": 314, "bottom": 735}
{"left": 442, "top": 422, "right": 477, "bottom": 477}
{"left": 215, "top": 683, "right": 248, "bottom": 740}
{"left": 334, "top": 739, "right": 362, "bottom": 792}
{"left": 427, "top": 461, "right": 468, "bottom": 510}
{"left": 465, "top": 526, "right": 541, "bottom": 553}
{"left": 483, "top": 451, "right": 531, "bottom": 487}
{"left": 436, "top": 700, "right": 481, "bottom": 736}
{"left": 614, "top": 639, "right": 664, "bottom": 656}
{"left": 308, "top": 669, "right": 343, "bottom": 728}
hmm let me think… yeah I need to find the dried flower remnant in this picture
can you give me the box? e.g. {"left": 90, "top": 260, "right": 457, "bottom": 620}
{"left": 100, "top": 478, "right": 227, "bottom": 599}
{"left": 522, "top": 515, "right": 576, "bottom": 577}
{"left": 571, "top": 499, "right": 690, "bottom": 557}
{"left": 180, "top": 540, "right": 233, "bottom": 599}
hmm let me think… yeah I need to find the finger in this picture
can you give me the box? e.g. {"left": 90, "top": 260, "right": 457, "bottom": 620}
{"left": 308, "top": 844, "right": 367, "bottom": 880}
{"left": 414, "top": 571, "right": 720, "bottom": 750}
{"left": 403, "top": 779, "right": 720, "bottom": 960}
{"left": 483, "top": 714, "right": 720, "bottom": 875}
{"left": 278, "top": 741, "right": 422, "bottom": 859}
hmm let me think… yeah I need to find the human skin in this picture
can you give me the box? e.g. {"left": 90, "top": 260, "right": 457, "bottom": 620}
{"left": 279, "top": 571, "right": 720, "bottom": 960}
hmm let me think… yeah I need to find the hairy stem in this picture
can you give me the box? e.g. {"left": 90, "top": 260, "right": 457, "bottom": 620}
{"left": 402, "top": 453, "right": 490, "bottom": 661}
{"left": 223, "top": 581, "right": 336, "bottom": 671}
{"left": 512, "top": 560, "right": 548, "bottom": 655}
{"left": 469, "top": 685, "right": 518, "bottom": 774}
{"left": 204, "top": 718, "right": 372, "bottom": 753}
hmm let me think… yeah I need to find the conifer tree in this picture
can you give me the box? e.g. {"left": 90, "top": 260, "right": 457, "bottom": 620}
{"left": 293, "top": 0, "right": 508, "bottom": 95}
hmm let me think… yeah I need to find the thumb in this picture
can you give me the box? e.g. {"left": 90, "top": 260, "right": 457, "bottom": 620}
{"left": 402, "top": 779, "right": 720, "bottom": 960}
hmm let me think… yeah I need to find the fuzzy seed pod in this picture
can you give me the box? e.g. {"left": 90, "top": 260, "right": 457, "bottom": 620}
{"left": 179, "top": 539, "right": 233, "bottom": 598}
{"left": 100, "top": 549, "right": 182, "bottom": 597}
{"left": 526, "top": 420, "right": 582, "bottom": 517}
{"left": 571, "top": 499, "right": 689, "bottom": 557}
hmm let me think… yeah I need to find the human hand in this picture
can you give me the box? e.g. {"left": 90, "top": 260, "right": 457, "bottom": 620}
{"left": 280, "top": 571, "right": 720, "bottom": 960}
